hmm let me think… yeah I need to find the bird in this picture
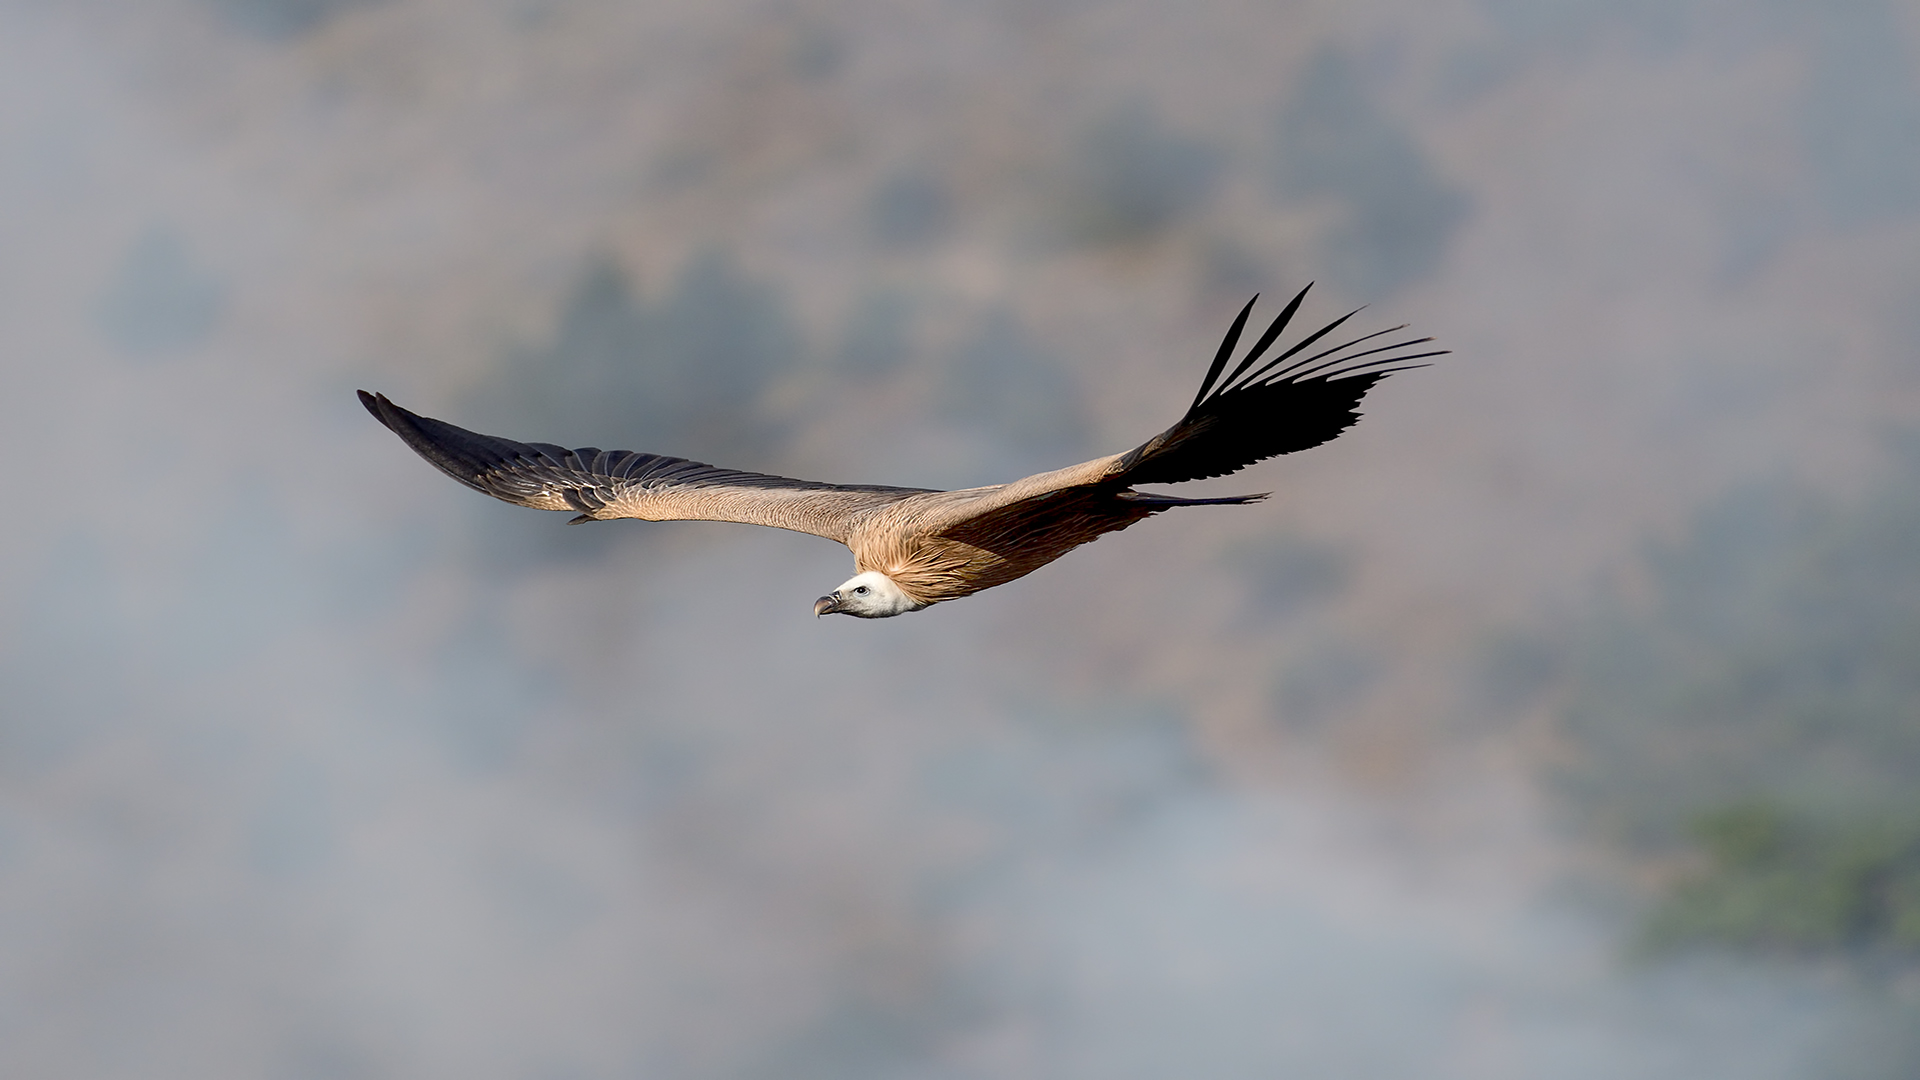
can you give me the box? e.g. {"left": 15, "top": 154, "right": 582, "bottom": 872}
{"left": 360, "top": 284, "right": 1441, "bottom": 618}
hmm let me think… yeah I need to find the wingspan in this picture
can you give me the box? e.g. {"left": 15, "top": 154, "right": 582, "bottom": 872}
{"left": 358, "top": 391, "right": 932, "bottom": 544}
{"left": 1111, "top": 285, "right": 1445, "bottom": 486}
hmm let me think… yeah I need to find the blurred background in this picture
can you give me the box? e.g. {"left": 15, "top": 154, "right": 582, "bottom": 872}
{"left": 2, "top": 0, "right": 1918, "bottom": 1077}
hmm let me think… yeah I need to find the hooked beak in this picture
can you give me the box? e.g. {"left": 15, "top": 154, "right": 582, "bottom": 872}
{"left": 813, "top": 593, "right": 840, "bottom": 617}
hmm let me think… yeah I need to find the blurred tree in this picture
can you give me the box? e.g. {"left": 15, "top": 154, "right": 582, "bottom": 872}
{"left": 1274, "top": 49, "right": 1469, "bottom": 298}
{"left": 1058, "top": 102, "right": 1223, "bottom": 244}
{"left": 94, "top": 227, "right": 224, "bottom": 358}
{"left": 837, "top": 290, "right": 916, "bottom": 378}
{"left": 1797, "top": 0, "right": 1920, "bottom": 226}
{"left": 1552, "top": 435, "right": 1920, "bottom": 962}
{"left": 868, "top": 170, "right": 953, "bottom": 249}
{"left": 935, "top": 309, "right": 1088, "bottom": 467}
{"left": 1227, "top": 533, "right": 1351, "bottom": 624}
{"left": 465, "top": 250, "right": 805, "bottom": 570}
{"left": 1643, "top": 801, "right": 1920, "bottom": 956}
{"left": 492, "top": 250, "right": 804, "bottom": 464}
{"left": 209, "top": 0, "right": 384, "bottom": 39}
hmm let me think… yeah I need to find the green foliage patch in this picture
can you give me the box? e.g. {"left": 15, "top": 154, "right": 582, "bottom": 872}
{"left": 1553, "top": 436, "right": 1920, "bottom": 960}
{"left": 1642, "top": 801, "right": 1920, "bottom": 956}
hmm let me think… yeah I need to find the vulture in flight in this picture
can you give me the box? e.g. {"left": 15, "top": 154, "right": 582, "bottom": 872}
{"left": 360, "top": 285, "right": 1440, "bottom": 618}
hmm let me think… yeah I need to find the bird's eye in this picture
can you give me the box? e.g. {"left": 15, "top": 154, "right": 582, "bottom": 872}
{"left": 853, "top": 586, "right": 870, "bottom": 595}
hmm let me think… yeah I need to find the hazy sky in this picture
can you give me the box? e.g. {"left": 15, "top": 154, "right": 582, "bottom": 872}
{"left": 1, "top": 1, "right": 1917, "bottom": 1077}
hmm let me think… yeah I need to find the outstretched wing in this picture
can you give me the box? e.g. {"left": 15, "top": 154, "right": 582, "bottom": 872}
{"left": 906, "top": 286, "right": 1440, "bottom": 536}
{"left": 1111, "top": 284, "right": 1445, "bottom": 486}
{"left": 359, "top": 391, "right": 933, "bottom": 544}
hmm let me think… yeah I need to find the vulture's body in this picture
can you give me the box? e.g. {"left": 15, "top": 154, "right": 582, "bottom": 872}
{"left": 361, "top": 287, "right": 1440, "bottom": 618}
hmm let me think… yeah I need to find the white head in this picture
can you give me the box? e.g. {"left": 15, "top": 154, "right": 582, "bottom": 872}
{"left": 813, "top": 570, "right": 923, "bottom": 619}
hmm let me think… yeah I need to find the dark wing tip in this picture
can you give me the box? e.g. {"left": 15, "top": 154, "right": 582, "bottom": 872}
{"left": 358, "top": 389, "right": 407, "bottom": 433}
{"left": 1190, "top": 295, "right": 1260, "bottom": 410}
{"left": 1118, "top": 292, "right": 1441, "bottom": 487}
{"left": 356, "top": 390, "right": 517, "bottom": 500}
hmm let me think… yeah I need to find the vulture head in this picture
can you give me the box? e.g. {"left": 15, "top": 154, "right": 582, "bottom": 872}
{"left": 815, "top": 571, "right": 921, "bottom": 619}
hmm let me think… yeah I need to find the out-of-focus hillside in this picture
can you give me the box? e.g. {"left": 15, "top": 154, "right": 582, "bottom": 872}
{"left": 1547, "top": 437, "right": 1920, "bottom": 951}
{"left": 1, "top": 0, "right": 1918, "bottom": 1077}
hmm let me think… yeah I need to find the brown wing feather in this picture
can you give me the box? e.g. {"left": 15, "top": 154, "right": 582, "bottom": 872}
{"left": 859, "top": 488, "right": 1233, "bottom": 605}
{"left": 856, "top": 489, "right": 1152, "bottom": 604}
{"left": 359, "top": 391, "right": 931, "bottom": 544}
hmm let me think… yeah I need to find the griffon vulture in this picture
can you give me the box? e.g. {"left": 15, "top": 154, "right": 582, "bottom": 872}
{"left": 361, "top": 285, "right": 1440, "bottom": 618}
